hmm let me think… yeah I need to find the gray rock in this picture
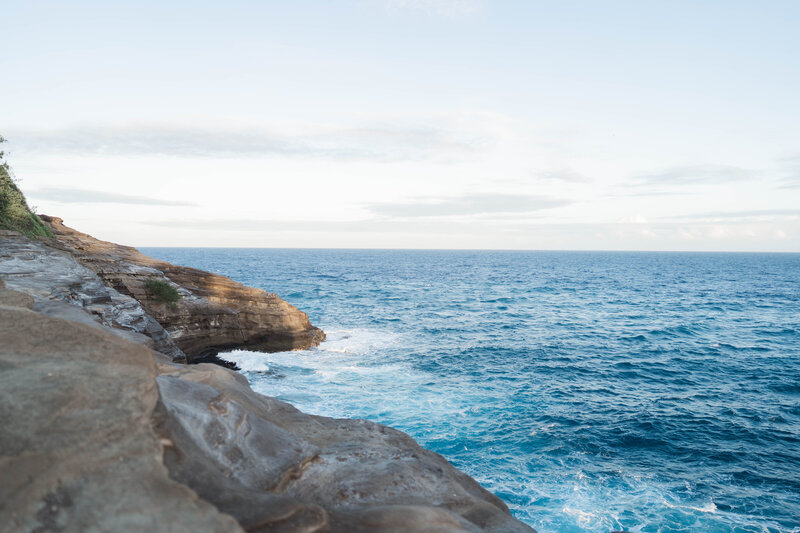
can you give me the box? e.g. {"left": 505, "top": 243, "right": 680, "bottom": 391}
{"left": 154, "top": 362, "right": 535, "bottom": 533}
{"left": 0, "top": 233, "right": 186, "bottom": 361}
{"left": 0, "top": 304, "right": 241, "bottom": 532}
{"left": 32, "top": 299, "right": 155, "bottom": 346}
{"left": 0, "top": 287, "right": 34, "bottom": 309}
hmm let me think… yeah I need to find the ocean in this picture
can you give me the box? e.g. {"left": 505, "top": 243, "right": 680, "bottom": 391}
{"left": 141, "top": 248, "right": 800, "bottom": 533}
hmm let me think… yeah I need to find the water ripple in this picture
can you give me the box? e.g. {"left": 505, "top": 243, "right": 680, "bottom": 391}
{"left": 143, "top": 248, "right": 800, "bottom": 533}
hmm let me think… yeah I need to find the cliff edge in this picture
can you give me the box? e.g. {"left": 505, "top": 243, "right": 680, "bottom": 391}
{"left": 40, "top": 215, "right": 325, "bottom": 363}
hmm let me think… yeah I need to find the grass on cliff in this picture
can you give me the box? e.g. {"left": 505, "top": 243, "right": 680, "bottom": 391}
{"left": 0, "top": 136, "right": 53, "bottom": 239}
{"left": 145, "top": 278, "right": 181, "bottom": 305}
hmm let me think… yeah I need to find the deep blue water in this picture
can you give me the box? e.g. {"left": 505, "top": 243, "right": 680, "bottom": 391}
{"left": 142, "top": 248, "right": 800, "bottom": 533}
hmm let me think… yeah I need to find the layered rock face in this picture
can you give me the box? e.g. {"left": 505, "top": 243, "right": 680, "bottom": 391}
{"left": 0, "top": 230, "right": 184, "bottom": 358}
{"left": 40, "top": 215, "right": 325, "bottom": 362}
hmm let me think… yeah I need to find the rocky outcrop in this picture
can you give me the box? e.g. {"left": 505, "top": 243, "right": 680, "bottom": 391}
{"left": 0, "top": 280, "right": 535, "bottom": 532}
{"left": 0, "top": 224, "right": 536, "bottom": 532}
{"left": 0, "top": 291, "right": 241, "bottom": 532}
{"left": 153, "top": 363, "right": 532, "bottom": 533}
{"left": 0, "top": 230, "right": 184, "bottom": 358}
{"left": 40, "top": 216, "right": 325, "bottom": 362}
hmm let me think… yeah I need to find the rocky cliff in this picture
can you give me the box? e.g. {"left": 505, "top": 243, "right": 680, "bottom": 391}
{"left": 0, "top": 225, "right": 536, "bottom": 533}
{"left": 40, "top": 216, "right": 325, "bottom": 363}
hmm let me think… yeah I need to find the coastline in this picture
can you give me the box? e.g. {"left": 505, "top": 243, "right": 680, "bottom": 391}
{"left": 0, "top": 220, "right": 535, "bottom": 533}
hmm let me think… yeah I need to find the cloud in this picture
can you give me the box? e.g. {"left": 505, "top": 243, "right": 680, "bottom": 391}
{"left": 777, "top": 155, "right": 800, "bottom": 189}
{"left": 140, "top": 217, "right": 799, "bottom": 252}
{"left": 143, "top": 217, "right": 521, "bottom": 233}
{"left": 632, "top": 164, "right": 756, "bottom": 186}
{"left": 28, "top": 187, "right": 195, "bottom": 206}
{"left": 384, "top": 0, "right": 484, "bottom": 17}
{"left": 141, "top": 194, "right": 570, "bottom": 232}
{"left": 145, "top": 219, "right": 366, "bottom": 232}
{"left": 665, "top": 208, "right": 800, "bottom": 220}
{"left": 9, "top": 122, "right": 485, "bottom": 162}
{"left": 534, "top": 169, "right": 591, "bottom": 183}
{"left": 365, "top": 193, "right": 571, "bottom": 217}
{"left": 611, "top": 189, "right": 692, "bottom": 197}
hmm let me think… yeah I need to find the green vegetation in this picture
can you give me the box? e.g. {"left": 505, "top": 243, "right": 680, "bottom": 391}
{"left": 0, "top": 136, "right": 53, "bottom": 239}
{"left": 144, "top": 277, "right": 181, "bottom": 305}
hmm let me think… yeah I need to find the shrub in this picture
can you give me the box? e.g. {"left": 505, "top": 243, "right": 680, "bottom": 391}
{"left": 144, "top": 277, "right": 181, "bottom": 305}
{"left": 0, "top": 136, "right": 53, "bottom": 239}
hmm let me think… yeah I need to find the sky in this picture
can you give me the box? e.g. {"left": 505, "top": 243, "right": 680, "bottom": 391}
{"left": 2, "top": 0, "right": 799, "bottom": 251}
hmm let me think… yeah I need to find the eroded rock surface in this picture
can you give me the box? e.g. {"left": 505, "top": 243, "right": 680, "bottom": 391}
{"left": 154, "top": 363, "right": 535, "bottom": 533}
{"left": 0, "top": 231, "right": 183, "bottom": 358}
{"left": 0, "top": 296, "right": 241, "bottom": 532}
{"left": 41, "top": 216, "right": 325, "bottom": 362}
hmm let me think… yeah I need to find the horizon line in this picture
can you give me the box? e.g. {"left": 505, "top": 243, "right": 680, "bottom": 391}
{"left": 135, "top": 245, "right": 800, "bottom": 254}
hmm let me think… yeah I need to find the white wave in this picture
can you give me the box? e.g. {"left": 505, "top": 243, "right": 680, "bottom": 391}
{"left": 315, "top": 327, "right": 403, "bottom": 355}
{"left": 561, "top": 506, "right": 598, "bottom": 527}
{"left": 219, "top": 328, "right": 430, "bottom": 418}
{"left": 217, "top": 350, "right": 271, "bottom": 372}
{"left": 220, "top": 328, "right": 402, "bottom": 370}
{"left": 690, "top": 502, "right": 718, "bottom": 513}
{"left": 662, "top": 499, "right": 717, "bottom": 513}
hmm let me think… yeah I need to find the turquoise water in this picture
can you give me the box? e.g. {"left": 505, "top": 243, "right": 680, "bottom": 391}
{"left": 142, "top": 249, "right": 800, "bottom": 532}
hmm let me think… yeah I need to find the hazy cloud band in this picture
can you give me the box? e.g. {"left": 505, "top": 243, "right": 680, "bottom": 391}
{"left": 9, "top": 124, "right": 484, "bottom": 162}
{"left": 29, "top": 187, "right": 196, "bottom": 206}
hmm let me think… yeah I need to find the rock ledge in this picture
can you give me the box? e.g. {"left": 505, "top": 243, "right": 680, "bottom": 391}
{"left": 41, "top": 215, "right": 325, "bottom": 362}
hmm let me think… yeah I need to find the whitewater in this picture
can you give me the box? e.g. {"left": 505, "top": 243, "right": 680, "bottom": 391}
{"left": 142, "top": 248, "right": 800, "bottom": 533}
